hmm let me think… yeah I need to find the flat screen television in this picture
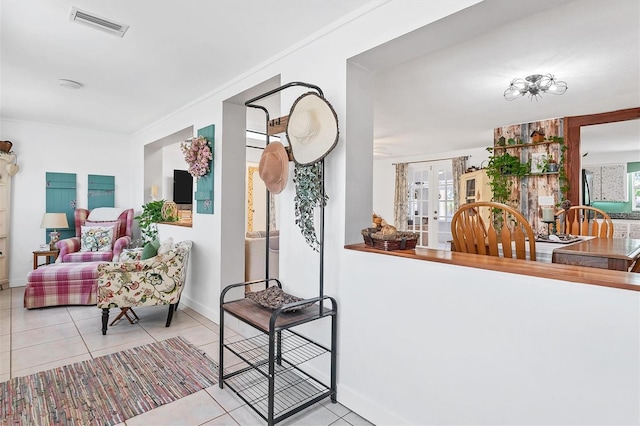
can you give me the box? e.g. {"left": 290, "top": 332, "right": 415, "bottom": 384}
{"left": 173, "top": 169, "right": 193, "bottom": 204}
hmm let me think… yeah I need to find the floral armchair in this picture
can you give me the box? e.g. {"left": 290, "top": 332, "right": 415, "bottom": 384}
{"left": 56, "top": 208, "right": 134, "bottom": 263}
{"left": 97, "top": 240, "right": 192, "bottom": 335}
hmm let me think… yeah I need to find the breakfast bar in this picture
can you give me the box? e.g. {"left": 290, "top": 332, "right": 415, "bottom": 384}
{"left": 552, "top": 237, "right": 640, "bottom": 271}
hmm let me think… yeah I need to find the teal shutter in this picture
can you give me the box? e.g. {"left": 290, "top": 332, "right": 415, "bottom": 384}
{"left": 45, "top": 172, "right": 76, "bottom": 240}
{"left": 88, "top": 175, "right": 115, "bottom": 209}
{"left": 195, "top": 125, "right": 214, "bottom": 214}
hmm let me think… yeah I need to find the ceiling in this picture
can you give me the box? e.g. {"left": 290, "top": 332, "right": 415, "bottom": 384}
{"left": 0, "top": 0, "right": 370, "bottom": 135}
{"left": 1, "top": 0, "right": 638, "bottom": 159}
{"left": 354, "top": 0, "right": 640, "bottom": 160}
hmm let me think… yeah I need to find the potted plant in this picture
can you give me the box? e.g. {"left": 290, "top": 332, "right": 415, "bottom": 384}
{"left": 135, "top": 200, "right": 168, "bottom": 243}
{"left": 544, "top": 157, "right": 559, "bottom": 173}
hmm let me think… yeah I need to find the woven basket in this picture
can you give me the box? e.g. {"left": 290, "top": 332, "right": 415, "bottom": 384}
{"left": 362, "top": 229, "right": 418, "bottom": 251}
{"left": 361, "top": 228, "right": 380, "bottom": 246}
{"left": 0, "top": 141, "right": 12, "bottom": 153}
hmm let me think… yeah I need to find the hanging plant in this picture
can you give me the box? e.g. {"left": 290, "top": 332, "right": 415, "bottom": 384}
{"left": 485, "top": 147, "right": 530, "bottom": 205}
{"left": 293, "top": 163, "right": 328, "bottom": 252}
{"left": 180, "top": 136, "right": 212, "bottom": 178}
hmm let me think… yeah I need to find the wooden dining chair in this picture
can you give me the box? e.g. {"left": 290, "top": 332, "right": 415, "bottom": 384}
{"left": 555, "top": 205, "right": 613, "bottom": 238}
{"left": 451, "top": 201, "right": 536, "bottom": 261}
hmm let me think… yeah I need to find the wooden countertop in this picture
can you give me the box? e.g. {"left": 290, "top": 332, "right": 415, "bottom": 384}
{"left": 344, "top": 243, "right": 640, "bottom": 292}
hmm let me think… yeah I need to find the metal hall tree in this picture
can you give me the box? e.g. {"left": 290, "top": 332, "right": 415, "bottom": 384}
{"left": 219, "top": 82, "right": 338, "bottom": 426}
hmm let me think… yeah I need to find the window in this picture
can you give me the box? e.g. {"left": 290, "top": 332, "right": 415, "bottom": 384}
{"left": 632, "top": 171, "right": 640, "bottom": 211}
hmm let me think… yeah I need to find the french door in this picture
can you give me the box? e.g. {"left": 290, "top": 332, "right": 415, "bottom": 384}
{"left": 407, "top": 161, "right": 454, "bottom": 249}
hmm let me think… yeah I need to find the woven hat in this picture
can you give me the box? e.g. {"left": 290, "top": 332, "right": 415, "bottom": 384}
{"left": 286, "top": 92, "right": 338, "bottom": 165}
{"left": 258, "top": 142, "right": 289, "bottom": 194}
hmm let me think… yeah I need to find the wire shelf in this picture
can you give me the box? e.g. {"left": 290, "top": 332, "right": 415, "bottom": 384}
{"left": 225, "top": 364, "right": 331, "bottom": 420}
{"left": 225, "top": 329, "right": 328, "bottom": 370}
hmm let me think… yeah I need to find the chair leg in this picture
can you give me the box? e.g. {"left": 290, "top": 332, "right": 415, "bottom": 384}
{"left": 102, "top": 308, "right": 110, "bottom": 335}
{"left": 166, "top": 304, "right": 176, "bottom": 327}
{"left": 110, "top": 307, "right": 139, "bottom": 326}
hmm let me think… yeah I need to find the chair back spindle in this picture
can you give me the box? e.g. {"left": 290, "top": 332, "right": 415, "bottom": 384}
{"left": 451, "top": 202, "right": 536, "bottom": 261}
{"left": 556, "top": 206, "right": 613, "bottom": 238}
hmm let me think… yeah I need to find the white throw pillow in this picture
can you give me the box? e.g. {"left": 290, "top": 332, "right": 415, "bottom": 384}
{"left": 157, "top": 237, "right": 175, "bottom": 255}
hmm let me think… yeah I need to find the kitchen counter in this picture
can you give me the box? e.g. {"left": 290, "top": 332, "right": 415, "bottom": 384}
{"left": 608, "top": 212, "right": 640, "bottom": 220}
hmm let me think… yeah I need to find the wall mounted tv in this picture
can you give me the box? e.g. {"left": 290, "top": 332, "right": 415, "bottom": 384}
{"left": 173, "top": 169, "right": 193, "bottom": 204}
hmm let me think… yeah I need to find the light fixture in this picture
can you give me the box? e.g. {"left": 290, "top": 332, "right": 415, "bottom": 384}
{"left": 59, "top": 79, "right": 83, "bottom": 89}
{"left": 40, "top": 213, "right": 69, "bottom": 250}
{"left": 504, "top": 73, "right": 567, "bottom": 101}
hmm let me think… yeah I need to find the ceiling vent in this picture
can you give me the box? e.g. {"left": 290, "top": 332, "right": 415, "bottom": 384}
{"left": 69, "top": 7, "right": 129, "bottom": 38}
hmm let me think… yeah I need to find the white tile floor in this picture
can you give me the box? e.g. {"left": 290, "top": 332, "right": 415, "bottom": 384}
{"left": 1, "top": 287, "right": 373, "bottom": 426}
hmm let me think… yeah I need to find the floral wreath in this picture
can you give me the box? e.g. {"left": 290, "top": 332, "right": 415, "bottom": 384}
{"left": 181, "top": 136, "right": 212, "bottom": 178}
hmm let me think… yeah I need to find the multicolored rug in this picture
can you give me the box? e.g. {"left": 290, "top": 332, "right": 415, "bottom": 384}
{"left": 0, "top": 336, "right": 218, "bottom": 425}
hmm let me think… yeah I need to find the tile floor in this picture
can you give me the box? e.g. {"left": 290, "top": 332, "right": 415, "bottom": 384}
{"left": 0, "top": 287, "right": 373, "bottom": 426}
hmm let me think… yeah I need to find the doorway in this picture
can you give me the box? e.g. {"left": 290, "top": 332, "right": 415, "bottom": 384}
{"left": 407, "top": 161, "right": 454, "bottom": 249}
{"left": 246, "top": 165, "right": 267, "bottom": 232}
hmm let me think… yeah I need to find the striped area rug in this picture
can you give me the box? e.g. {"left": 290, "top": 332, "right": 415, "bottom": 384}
{"left": 0, "top": 336, "right": 218, "bottom": 425}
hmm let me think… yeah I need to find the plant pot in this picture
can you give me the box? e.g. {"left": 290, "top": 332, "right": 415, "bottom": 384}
{"left": 547, "top": 163, "right": 559, "bottom": 173}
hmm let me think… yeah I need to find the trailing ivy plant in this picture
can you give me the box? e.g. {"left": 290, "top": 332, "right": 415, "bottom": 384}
{"left": 135, "top": 200, "right": 166, "bottom": 243}
{"left": 485, "top": 147, "right": 530, "bottom": 205}
{"left": 553, "top": 136, "right": 570, "bottom": 201}
{"left": 293, "top": 162, "right": 328, "bottom": 252}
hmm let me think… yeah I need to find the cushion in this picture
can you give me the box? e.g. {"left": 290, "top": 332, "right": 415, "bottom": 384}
{"left": 245, "top": 286, "right": 314, "bottom": 312}
{"left": 269, "top": 236, "right": 279, "bottom": 251}
{"left": 85, "top": 220, "right": 122, "bottom": 241}
{"left": 79, "top": 225, "right": 114, "bottom": 252}
{"left": 141, "top": 240, "right": 160, "bottom": 260}
{"left": 157, "top": 237, "right": 174, "bottom": 255}
{"left": 87, "top": 207, "right": 125, "bottom": 221}
{"left": 119, "top": 247, "right": 144, "bottom": 262}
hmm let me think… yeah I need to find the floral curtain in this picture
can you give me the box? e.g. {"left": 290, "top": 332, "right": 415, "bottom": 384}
{"left": 393, "top": 163, "right": 409, "bottom": 231}
{"left": 451, "top": 156, "right": 467, "bottom": 211}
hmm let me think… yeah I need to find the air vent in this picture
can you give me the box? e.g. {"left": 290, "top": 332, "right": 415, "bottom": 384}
{"left": 69, "top": 7, "right": 129, "bottom": 38}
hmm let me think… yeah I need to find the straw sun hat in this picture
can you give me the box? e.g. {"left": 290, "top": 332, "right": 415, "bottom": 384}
{"left": 258, "top": 142, "right": 289, "bottom": 194}
{"left": 286, "top": 92, "right": 339, "bottom": 165}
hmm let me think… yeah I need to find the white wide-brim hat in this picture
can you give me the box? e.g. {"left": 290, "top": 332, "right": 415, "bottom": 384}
{"left": 258, "top": 142, "right": 289, "bottom": 194}
{"left": 286, "top": 92, "right": 339, "bottom": 165}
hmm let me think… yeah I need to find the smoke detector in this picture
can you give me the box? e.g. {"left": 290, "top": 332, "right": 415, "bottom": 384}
{"left": 69, "top": 7, "right": 129, "bottom": 38}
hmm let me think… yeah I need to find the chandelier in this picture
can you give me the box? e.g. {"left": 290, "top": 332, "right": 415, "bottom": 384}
{"left": 503, "top": 73, "right": 568, "bottom": 101}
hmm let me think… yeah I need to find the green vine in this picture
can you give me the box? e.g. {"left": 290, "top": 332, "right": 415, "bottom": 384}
{"left": 135, "top": 200, "right": 166, "bottom": 243}
{"left": 485, "top": 147, "right": 530, "bottom": 205}
{"left": 293, "top": 163, "right": 328, "bottom": 252}
{"left": 554, "top": 136, "right": 570, "bottom": 201}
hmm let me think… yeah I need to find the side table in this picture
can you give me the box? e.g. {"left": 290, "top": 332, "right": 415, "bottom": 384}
{"left": 33, "top": 249, "right": 59, "bottom": 270}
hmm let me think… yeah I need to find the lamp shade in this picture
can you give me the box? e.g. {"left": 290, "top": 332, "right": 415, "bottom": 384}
{"left": 40, "top": 212, "right": 69, "bottom": 229}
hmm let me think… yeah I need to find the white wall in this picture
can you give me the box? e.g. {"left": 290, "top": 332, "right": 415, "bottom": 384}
{"left": 373, "top": 146, "right": 491, "bottom": 224}
{"left": 161, "top": 143, "right": 190, "bottom": 202}
{"left": 11, "top": 1, "right": 638, "bottom": 424}
{"left": 132, "top": 1, "right": 639, "bottom": 423}
{"left": 0, "top": 118, "right": 134, "bottom": 286}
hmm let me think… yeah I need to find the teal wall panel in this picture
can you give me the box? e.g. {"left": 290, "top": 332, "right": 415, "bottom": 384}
{"left": 45, "top": 172, "right": 76, "bottom": 240}
{"left": 88, "top": 174, "right": 115, "bottom": 209}
{"left": 195, "top": 125, "right": 214, "bottom": 214}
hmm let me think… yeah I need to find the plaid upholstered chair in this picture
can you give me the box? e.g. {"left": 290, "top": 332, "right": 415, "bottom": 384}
{"left": 56, "top": 208, "right": 134, "bottom": 263}
{"left": 97, "top": 240, "right": 192, "bottom": 335}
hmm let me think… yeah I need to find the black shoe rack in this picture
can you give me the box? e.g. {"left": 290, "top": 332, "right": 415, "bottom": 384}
{"left": 219, "top": 82, "right": 338, "bottom": 425}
